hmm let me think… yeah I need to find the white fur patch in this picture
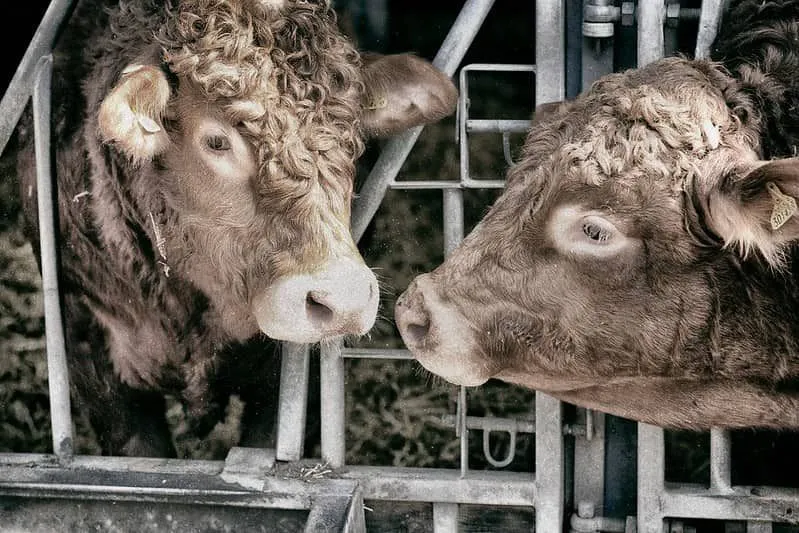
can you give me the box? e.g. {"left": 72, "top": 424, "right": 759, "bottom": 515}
{"left": 701, "top": 119, "right": 720, "bottom": 150}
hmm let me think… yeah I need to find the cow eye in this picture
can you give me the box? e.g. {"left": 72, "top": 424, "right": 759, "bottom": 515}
{"left": 582, "top": 219, "right": 613, "bottom": 243}
{"left": 205, "top": 134, "right": 231, "bottom": 152}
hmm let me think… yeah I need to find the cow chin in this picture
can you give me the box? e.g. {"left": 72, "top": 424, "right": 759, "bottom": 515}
{"left": 251, "top": 257, "right": 379, "bottom": 344}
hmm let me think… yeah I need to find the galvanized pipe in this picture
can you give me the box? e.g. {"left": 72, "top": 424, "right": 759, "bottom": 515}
{"left": 433, "top": 502, "right": 459, "bottom": 533}
{"left": 637, "top": 424, "right": 665, "bottom": 533}
{"left": 0, "top": 0, "right": 74, "bottom": 154}
{"left": 275, "top": 343, "right": 310, "bottom": 461}
{"left": 351, "top": 0, "right": 496, "bottom": 242}
{"left": 694, "top": 0, "right": 725, "bottom": 59}
{"left": 709, "top": 428, "right": 732, "bottom": 493}
{"left": 535, "top": 0, "right": 566, "bottom": 529}
{"left": 637, "top": 0, "right": 665, "bottom": 67}
{"left": 320, "top": 340, "right": 347, "bottom": 467}
{"left": 33, "top": 55, "right": 73, "bottom": 459}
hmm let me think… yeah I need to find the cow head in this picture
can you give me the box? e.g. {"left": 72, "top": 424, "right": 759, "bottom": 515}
{"left": 96, "top": 0, "right": 457, "bottom": 343}
{"left": 395, "top": 57, "right": 799, "bottom": 428}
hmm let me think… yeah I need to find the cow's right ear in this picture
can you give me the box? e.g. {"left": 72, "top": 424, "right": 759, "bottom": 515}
{"left": 704, "top": 157, "right": 799, "bottom": 267}
{"left": 360, "top": 53, "right": 458, "bottom": 138}
{"left": 97, "top": 64, "right": 171, "bottom": 163}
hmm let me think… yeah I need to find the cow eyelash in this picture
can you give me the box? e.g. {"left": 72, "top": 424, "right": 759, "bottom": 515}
{"left": 205, "top": 134, "right": 231, "bottom": 151}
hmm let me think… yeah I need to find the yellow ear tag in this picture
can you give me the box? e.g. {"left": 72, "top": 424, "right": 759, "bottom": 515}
{"left": 766, "top": 182, "right": 798, "bottom": 230}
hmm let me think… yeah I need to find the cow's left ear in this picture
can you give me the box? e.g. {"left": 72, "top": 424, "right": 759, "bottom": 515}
{"left": 98, "top": 63, "right": 171, "bottom": 163}
{"left": 705, "top": 157, "right": 799, "bottom": 266}
{"left": 360, "top": 53, "right": 458, "bottom": 138}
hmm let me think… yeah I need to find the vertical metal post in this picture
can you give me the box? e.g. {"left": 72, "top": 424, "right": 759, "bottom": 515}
{"left": 535, "top": 0, "right": 566, "bottom": 529}
{"left": 0, "top": 0, "right": 74, "bottom": 153}
{"left": 351, "top": 0, "right": 496, "bottom": 241}
{"left": 637, "top": 424, "right": 665, "bottom": 533}
{"left": 637, "top": 0, "right": 665, "bottom": 67}
{"left": 694, "top": 0, "right": 725, "bottom": 59}
{"left": 320, "top": 339, "right": 347, "bottom": 467}
{"left": 275, "top": 342, "right": 310, "bottom": 461}
{"left": 536, "top": 393, "right": 565, "bottom": 532}
{"left": 709, "top": 428, "right": 732, "bottom": 493}
{"left": 33, "top": 55, "right": 73, "bottom": 459}
{"left": 433, "top": 502, "right": 459, "bottom": 533}
{"left": 444, "top": 187, "right": 467, "bottom": 481}
{"left": 746, "top": 522, "right": 773, "bottom": 533}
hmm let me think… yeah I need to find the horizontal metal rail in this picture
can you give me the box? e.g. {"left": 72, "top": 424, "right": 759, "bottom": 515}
{"left": 0, "top": 453, "right": 535, "bottom": 509}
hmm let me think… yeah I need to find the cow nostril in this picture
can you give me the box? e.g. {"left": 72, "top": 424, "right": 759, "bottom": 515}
{"left": 306, "top": 292, "right": 334, "bottom": 324}
{"left": 404, "top": 319, "right": 431, "bottom": 347}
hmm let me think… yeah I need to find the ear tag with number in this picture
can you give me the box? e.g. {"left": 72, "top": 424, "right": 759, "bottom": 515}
{"left": 767, "top": 182, "right": 798, "bottom": 230}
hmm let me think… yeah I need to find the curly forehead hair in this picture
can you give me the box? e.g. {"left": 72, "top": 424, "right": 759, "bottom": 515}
{"left": 158, "top": 0, "right": 365, "bottom": 198}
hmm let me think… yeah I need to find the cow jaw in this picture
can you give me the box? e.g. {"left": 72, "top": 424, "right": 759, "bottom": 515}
{"left": 395, "top": 274, "right": 493, "bottom": 387}
{"left": 252, "top": 257, "right": 378, "bottom": 343}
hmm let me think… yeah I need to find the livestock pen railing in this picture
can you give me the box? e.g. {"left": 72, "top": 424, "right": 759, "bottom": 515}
{"left": 3, "top": 0, "right": 799, "bottom": 532}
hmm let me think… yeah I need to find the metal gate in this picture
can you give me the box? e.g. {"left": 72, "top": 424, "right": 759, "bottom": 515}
{"left": 3, "top": 0, "right": 799, "bottom": 532}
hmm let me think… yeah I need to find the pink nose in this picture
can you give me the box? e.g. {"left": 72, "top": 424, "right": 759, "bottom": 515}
{"left": 395, "top": 276, "right": 435, "bottom": 350}
{"left": 252, "top": 258, "right": 379, "bottom": 343}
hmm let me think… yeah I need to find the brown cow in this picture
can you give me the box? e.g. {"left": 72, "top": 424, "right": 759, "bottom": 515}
{"left": 10, "top": 0, "right": 456, "bottom": 456}
{"left": 396, "top": 0, "right": 799, "bottom": 430}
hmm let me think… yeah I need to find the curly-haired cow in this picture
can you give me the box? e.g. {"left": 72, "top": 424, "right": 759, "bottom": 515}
{"left": 11, "top": 0, "right": 457, "bottom": 456}
{"left": 397, "top": 0, "right": 799, "bottom": 429}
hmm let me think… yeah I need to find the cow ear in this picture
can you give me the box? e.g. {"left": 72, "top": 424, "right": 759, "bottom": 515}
{"left": 705, "top": 157, "right": 799, "bottom": 266}
{"left": 360, "top": 53, "right": 457, "bottom": 138}
{"left": 98, "top": 64, "right": 171, "bottom": 163}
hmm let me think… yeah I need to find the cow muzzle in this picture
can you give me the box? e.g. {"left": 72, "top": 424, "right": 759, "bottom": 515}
{"left": 252, "top": 258, "right": 379, "bottom": 343}
{"left": 395, "top": 274, "right": 491, "bottom": 387}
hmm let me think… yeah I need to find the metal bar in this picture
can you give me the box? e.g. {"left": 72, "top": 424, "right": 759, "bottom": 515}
{"left": 535, "top": 393, "right": 565, "bottom": 532}
{"left": 443, "top": 188, "right": 464, "bottom": 257}
{"left": 341, "top": 348, "right": 415, "bottom": 359}
{"left": 637, "top": 424, "right": 666, "bottom": 533}
{"left": 694, "top": 0, "right": 726, "bottom": 59}
{"left": 320, "top": 340, "right": 347, "bottom": 468}
{"left": 458, "top": 386, "right": 469, "bottom": 476}
{"left": 660, "top": 487, "right": 799, "bottom": 523}
{"left": 340, "top": 466, "right": 536, "bottom": 506}
{"left": 0, "top": 454, "right": 538, "bottom": 508}
{"left": 574, "top": 410, "right": 606, "bottom": 517}
{"left": 391, "top": 179, "right": 506, "bottom": 190}
{"left": 276, "top": 342, "right": 310, "bottom": 461}
{"left": 535, "top": 0, "right": 566, "bottom": 528}
{"left": 0, "top": 0, "right": 74, "bottom": 154}
{"left": 304, "top": 491, "right": 366, "bottom": 533}
{"left": 33, "top": 55, "right": 73, "bottom": 459}
{"left": 461, "top": 63, "right": 537, "bottom": 73}
{"left": 351, "top": 0, "right": 497, "bottom": 241}
{"left": 637, "top": 0, "right": 665, "bottom": 67}
{"left": 466, "top": 119, "right": 532, "bottom": 133}
{"left": 433, "top": 502, "right": 459, "bottom": 533}
{"left": 710, "top": 428, "right": 732, "bottom": 494}
{"left": 746, "top": 522, "right": 773, "bottom": 533}
{"left": 440, "top": 414, "right": 536, "bottom": 434}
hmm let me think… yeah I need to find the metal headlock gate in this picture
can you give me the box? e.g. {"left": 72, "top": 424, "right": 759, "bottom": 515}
{"left": 3, "top": 0, "right": 799, "bottom": 532}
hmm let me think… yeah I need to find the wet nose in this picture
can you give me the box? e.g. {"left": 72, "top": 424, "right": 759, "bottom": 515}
{"left": 395, "top": 276, "right": 434, "bottom": 350}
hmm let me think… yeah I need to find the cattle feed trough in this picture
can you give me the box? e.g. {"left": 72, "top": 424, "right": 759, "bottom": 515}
{"left": 2, "top": 0, "right": 799, "bottom": 532}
